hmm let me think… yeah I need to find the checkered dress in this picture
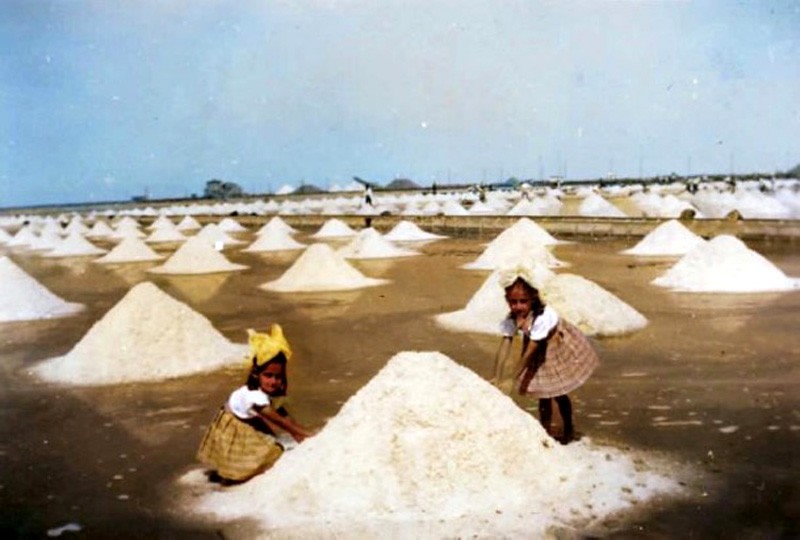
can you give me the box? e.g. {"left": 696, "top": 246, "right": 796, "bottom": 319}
{"left": 518, "top": 319, "right": 600, "bottom": 399}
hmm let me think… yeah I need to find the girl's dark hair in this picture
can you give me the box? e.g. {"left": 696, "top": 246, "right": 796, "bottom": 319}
{"left": 504, "top": 277, "right": 546, "bottom": 316}
{"left": 246, "top": 351, "right": 288, "bottom": 395}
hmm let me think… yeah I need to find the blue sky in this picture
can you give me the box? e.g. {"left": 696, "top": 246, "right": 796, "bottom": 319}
{"left": 1, "top": 0, "right": 799, "bottom": 207}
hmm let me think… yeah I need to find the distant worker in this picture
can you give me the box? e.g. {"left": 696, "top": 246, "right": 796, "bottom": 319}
{"left": 364, "top": 184, "right": 374, "bottom": 206}
{"left": 519, "top": 182, "right": 533, "bottom": 201}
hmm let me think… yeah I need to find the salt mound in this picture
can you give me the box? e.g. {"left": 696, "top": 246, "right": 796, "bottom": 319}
{"left": 622, "top": 220, "right": 706, "bottom": 256}
{"left": 187, "top": 351, "right": 683, "bottom": 537}
{"left": 652, "top": 235, "right": 800, "bottom": 292}
{"left": 217, "top": 217, "right": 247, "bottom": 233}
{"left": 44, "top": 232, "right": 107, "bottom": 258}
{"left": 256, "top": 216, "right": 297, "bottom": 236}
{"left": 85, "top": 220, "right": 115, "bottom": 239}
{"left": 310, "top": 218, "right": 357, "bottom": 239}
{"left": 260, "top": 243, "right": 388, "bottom": 292}
{"left": 542, "top": 274, "right": 649, "bottom": 336}
{"left": 195, "top": 224, "right": 245, "bottom": 248}
{"left": 94, "top": 237, "right": 164, "bottom": 264}
{"left": 337, "top": 228, "right": 418, "bottom": 259}
{"left": 243, "top": 229, "right": 306, "bottom": 252}
{"left": 492, "top": 217, "right": 561, "bottom": 246}
{"left": 578, "top": 193, "right": 627, "bottom": 218}
{"left": 463, "top": 235, "right": 565, "bottom": 271}
{"left": 0, "top": 256, "right": 84, "bottom": 321}
{"left": 383, "top": 220, "right": 446, "bottom": 242}
{"left": 145, "top": 220, "right": 187, "bottom": 244}
{"left": 32, "top": 282, "right": 247, "bottom": 385}
{"left": 176, "top": 216, "right": 202, "bottom": 231}
{"left": 436, "top": 269, "right": 646, "bottom": 337}
{"left": 7, "top": 226, "right": 37, "bottom": 247}
{"left": 148, "top": 236, "right": 248, "bottom": 275}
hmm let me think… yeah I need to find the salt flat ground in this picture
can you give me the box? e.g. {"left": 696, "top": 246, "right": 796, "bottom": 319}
{"left": 1, "top": 227, "right": 798, "bottom": 538}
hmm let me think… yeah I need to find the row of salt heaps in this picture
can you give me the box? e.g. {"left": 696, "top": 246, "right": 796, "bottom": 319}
{"left": 182, "top": 351, "right": 685, "bottom": 538}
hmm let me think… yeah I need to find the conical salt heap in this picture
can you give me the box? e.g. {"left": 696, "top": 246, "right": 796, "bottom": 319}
{"left": 217, "top": 217, "right": 247, "bottom": 233}
{"left": 490, "top": 217, "right": 561, "bottom": 246}
{"left": 32, "top": 282, "right": 247, "bottom": 385}
{"left": 261, "top": 243, "right": 388, "bottom": 292}
{"left": 94, "top": 236, "right": 164, "bottom": 264}
{"left": 176, "top": 215, "right": 202, "bottom": 232}
{"left": 187, "top": 351, "right": 682, "bottom": 538}
{"left": 256, "top": 216, "right": 298, "bottom": 236}
{"left": 148, "top": 236, "right": 248, "bottom": 275}
{"left": 578, "top": 193, "right": 627, "bottom": 217}
{"left": 463, "top": 234, "right": 565, "bottom": 270}
{"left": 622, "top": 220, "right": 706, "bottom": 256}
{"left": 310, "top": 218, "right": 357, "bottom": 239}
{"left": 45, "top": 231, "right": 107, "bottom": 258}
{"left": 383, "top": 220, "right": 446, "bottom": 242}
{"left": 243, "top": 228, "right": 305, "bottom": 252}
{"left": 0, "top": 256, "right": 84, "bottom": 321}
{"left": 436, "top": 267, "right": 647, "bottom": 337}
{"left": 145, "top": 219, "right": 187, "bottom": 244}
{"left": 652, "top": 235, "right": 800, "bottom": 292}
{"left": 85, "top": 220, "right": 116, "bottom": 239}
{"left": 337, "top": 228, "right": 418, "bottom": 259}
{"left": 195, "top": 223, "right": 245, "bottom": 248}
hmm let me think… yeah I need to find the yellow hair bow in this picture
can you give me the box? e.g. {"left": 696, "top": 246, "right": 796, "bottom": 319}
{"left": 247, "top": 324, "right": 293, "bottom": 366}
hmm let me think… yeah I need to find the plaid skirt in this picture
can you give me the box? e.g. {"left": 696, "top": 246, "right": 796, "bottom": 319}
{"left": 196, "top": 408, "right": 284, "bottom": 482}
{"left": 519, "top": 319, "right": 600, "bottom": 399}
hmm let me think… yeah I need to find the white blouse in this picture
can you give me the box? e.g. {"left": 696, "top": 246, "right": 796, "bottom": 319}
{"left": 227, "top": 385, "right": 270, "bottom": 420}
{"left": 500, "top": 305, "right": 559, "bottom": 340}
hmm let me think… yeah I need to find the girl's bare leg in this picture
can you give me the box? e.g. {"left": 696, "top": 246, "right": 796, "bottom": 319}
{"left": 554, "top": 394, "right": 574, "bottom": 444}
{"left": 538, "top": 398, "right": 553, "bottom": 436}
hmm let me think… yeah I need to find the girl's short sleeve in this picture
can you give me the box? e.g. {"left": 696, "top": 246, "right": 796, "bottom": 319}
{"left": 529, "top": 306, "right": 559, "bottom": 341}
{"left": 227, "top": 386, "right": 271, "bottom": 419}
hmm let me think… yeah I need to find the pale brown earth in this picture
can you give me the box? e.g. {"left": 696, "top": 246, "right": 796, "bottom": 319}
{"left": 1, "top": 226, "right": 798, "bottom": 538}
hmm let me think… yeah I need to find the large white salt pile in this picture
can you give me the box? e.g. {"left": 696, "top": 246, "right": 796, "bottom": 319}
{"left": 261, "top": 243, "right": 388, "bottom": 292}
{"left": 310, "top": 218, "right": 357, "bottom": 239}
{"left": 148, "top": 236, "right": 248, "bottom": 275}
{"left": 436, "top": 269, "right": 647, "bottom": 337}
{"left": 93, "top": 237, "right": 165, "bottom": 264}
{"left": 185, "top": 351, "right": 683, "bottom": 538}
{"left": 32, "top": 282, "right": 247, "bottom": 385}
{"left": 383, "top": 220, "right": 446, "bottom": 242}
{"left": 44, "top": 232, "right": 107, "bottom": 258}
{"left": 490, "top": 217, "right": 561, "bottom": 247}
{"left": 243, "top": 228, "right": 306, "bottom": 252}
{"left": 622, "top": 220, "right": 706, "bottom": 256}
{"left": 652, "top": 235, "right": 800, "bottom": 292}
{"left": 0, "top": 256, "right": 84, "bottom": 321}
{"left": 337, "top": 228, "right": 418, "bottom": 259}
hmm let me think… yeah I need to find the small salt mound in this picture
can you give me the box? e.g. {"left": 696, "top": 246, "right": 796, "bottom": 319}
{"left": 261, "top": 243, "right": 388, "bottom": 292}
{"left": 256, "top": 216, "right": 297, "bottom": 236}
{"left": 441, "top": 199, "right": 469, "bottom": 216}
{"left": 85, "top": 220, "right": 116, "bottom": 239}
{"left": 195, "top": 224, "right": 245, "bottom": 248}
{"left": 436, "top": 269, "right": 646, "bottom": 337}
{"left": 310, "top": 218, "right": 357, "bottom": 239}
{"left": 622, "top": 220, "right": 706, "bottom": 256}
{"left": 44, "top": 232, "right": 107, "bottom": 258}
{"left": 176, "top": 215, "right": 202, "bottom": 231}
{"left": 148, "top": 236, "right": 248, "bottom": 275}
{"left": 145, "top": 223, "right": 187, "bottom": 244}
{"left": 93, "top": 237, "right": 164, "bottom": 264}
{"left": 652, "top": 235, "right": 800, "bottom": 292}
{"left": 491, "top": 217, "right": 561, "bottom": 246}
{"left": 32, "top": 282, "right": 247, "bottom": 385}
{"left": 578, "top": 193, "right": 627, "bottom": 217}
{"left": 147, "top": 215, "right": 175, "bottom": 231}
{"left": 463, "top": 235, "right": 565, "bottom": 270}
{"left": 383, "top": 220, "right": 446, "bottom": 242}
{"left": 0, "top": 227, "right": 12, "bottom": 244}
{"left": 467, "top": 200, "right": 496, "bottom": 215}
{"left": 243, "top": 228, "right": 306, "bottom": 252}
{"left": 7, "top": 226, "right": 38, "bottom": 247}
{"left": 337, "top": 228, "right": 418, "bottom": 259}
{"left": 27, "top": 229, "right": 63, "bottom": 252}
{"left": 217, "top": 217, "right": 248, "bottom": 233}
{"left": 0, "top": 256, "right": 84, "bottom": 321}
{"left": 187, "top": 351, "right": 683, "bottom": 537}
{"left": 543, "top": 274, "right": 648, "bottom": 336}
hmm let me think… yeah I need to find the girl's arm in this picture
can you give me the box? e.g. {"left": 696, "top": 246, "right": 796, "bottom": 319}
{"left": 517, "top": 339, "right": 541, "bottom": 395}
{"left": 257, "top": 407, "right": 313, "bottom": 443}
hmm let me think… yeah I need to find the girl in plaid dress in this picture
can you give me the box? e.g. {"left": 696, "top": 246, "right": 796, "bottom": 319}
{"left": 197, "top": 324, "right": 312, "bottom": 483}
{"left": 493, "top": 270, "right": 599, "bottom": 444}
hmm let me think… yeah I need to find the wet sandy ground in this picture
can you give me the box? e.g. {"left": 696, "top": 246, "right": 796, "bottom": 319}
{"left": 1, "top": 226, "right": 799, "bottom": 538}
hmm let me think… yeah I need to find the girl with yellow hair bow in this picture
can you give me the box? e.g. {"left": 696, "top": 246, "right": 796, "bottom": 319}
{"left": 197, "top": 324, "right": 313, "bottom": 484}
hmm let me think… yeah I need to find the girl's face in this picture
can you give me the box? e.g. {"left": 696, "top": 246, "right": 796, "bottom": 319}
{"left": 258, "top": 362, "right": 284, "bottom": 395}
{"left": 505, "top": 283, "right": 534, "bottom": 320}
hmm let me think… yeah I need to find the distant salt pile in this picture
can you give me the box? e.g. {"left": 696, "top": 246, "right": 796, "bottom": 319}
{"left": 493, "top": 217, "right": 560, "bottom": 246}
{"left": 243, "top": 228, "right": 306, "bottom": 252}
{"left": 578, "top": 193, "right": 627, "bottom": 217}
{"left": 256, "top": 216, "right": 297, "bottom": 236}
{"left": 261, "top": 243, "right": 388, "bottom": 292}
{"left": 467, "top": 200, "right": 496, "bottom": 215}
{"left": 195, "top": 223, "right": 245, "bottom": 248}
{"left": 32, "top": 282, "right": 247, "bottom": 385}
{"left": 542, "top": 274, "right": 648, "bottom": 336}
{"left": 94, "top": 237, "right": 164, "bottom": 264}
{"left": 436, "top": 268, "right": 646, "bottom": 337}
{"left": 176, "top": 215, "right": 202, "bottom": 232}
{"left": 64, "top": 218, "right": 89, "bottom": 235}
{"left": 27, "top": 229, "right": 63, "bottom": 252}
{"left": 0, "top": 227, "right": 12, "bottom": 244}
{"left": 111, "top": 221, "right": 145, "bottom": 240}
{"left": 148, "top": 236, "right": 248, "bottom": 275}
{"left": 0, "top": 256, "right": 84, "bottom": 321}
{"left": 384, "top": 220, "right": 446, "bottom": 242}
{"left": 45, "top": 232, "right": 107, "bottom": 258}
{"left": 310, "top": 218, "right": 357, "bottom": 239}
{"left": 337, "top": 228, "right": 418, "bottom": 260}
{"left": 85, "top": 220, "right": 116, "bottom": 239}
{"left": 7, "top": 226, "right": 38, "bottom": 248}
{"left": 187, "top": 351, "right": 682, "bottom": 538}
{"left": 217, "top": 217, "right": 247, "bottom": 233}
{"left": 147, "top": 215, "right": 175, "bottom": 231}
{"left": 652, "top": 235, "right": 800, "bottom": 292}
{"left": 632, "top": 193, "right": 699, "bottom": 219}
{"left": 622, "top": 220, "right": 706, "bottom": 256}
{"left": 442, "top": 199, "right": 469, "bottom": 216}
{"left": 145, "top": 222, "right": 187, "bottom": 244}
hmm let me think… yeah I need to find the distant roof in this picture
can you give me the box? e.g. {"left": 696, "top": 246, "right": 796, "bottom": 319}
{"left": 385, "top": 178, "right": 421, "bottom": 190}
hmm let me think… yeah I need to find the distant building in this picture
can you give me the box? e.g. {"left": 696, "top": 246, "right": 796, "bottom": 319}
{"left": 204, "top": 179, "right": 244, "bottom": 199}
